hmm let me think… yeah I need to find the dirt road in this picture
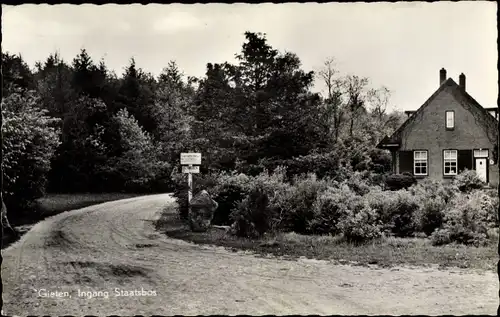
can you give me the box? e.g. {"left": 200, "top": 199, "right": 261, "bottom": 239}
{"left": 1, "top": 194, "right": 498, "bottom": 315}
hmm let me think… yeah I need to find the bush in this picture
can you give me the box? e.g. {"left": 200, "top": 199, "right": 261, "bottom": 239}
{"left": 431, "top": 190, "right": 493, "bottom": 246}
{"left": 409, "top": 179, "right": 458, "bottom": 235}
{"left": 389, "top": 190, "right": 420, "bottom": 237}
{"left": 231, "top": 187, "right": 272, "bottom": 238}
{"left": 308, "top": 184, "right": 382, "bottom": 242}
{"left": 345, "top": 171, "right": 380, "bottom": 196}
{"left": 211, "top": 173, "right": 253, "bottom": 225}
{"left": 277, "top": 174, "right": 331, "bottom": 234}
{"left": 308, "top": 185, "right": 358, "bottom": 235}
{"left": 259, "top": 151, "right": 352, "bottom": 182}
{"left": 2, "top": 91, "right": 61, "bottom": 218}
{"left": 384, "top": 173, "right": 417, "bottom": 191}
{"left": 453, "top": 169, "right": 484, "bottom": 193}
{"left": 337, "top": 201, "right": 382, "bottom": 243}
{"left": 410, "top": 178, "right": 458, "bottom": 204}
{"left": 229, "top": 167, "right": 290, "bottom": 238}
{"left": 430, "top": 228, "right": 451, "bottom": 245}
{"left": 370, "top": 189, "right": 419, "bottom": 237}
{"left": 416, "top": 197, "right": 446, "bottom": 236}
{"left": 487, "top": 228, "right": 499, "bottom": 244}
{"left": 368, "top": 148, "right": 392, "bottom": 174}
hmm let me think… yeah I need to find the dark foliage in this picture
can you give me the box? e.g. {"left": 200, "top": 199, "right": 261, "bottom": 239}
{"left": 384, "top": 173, "right": 417, "bottom": 191}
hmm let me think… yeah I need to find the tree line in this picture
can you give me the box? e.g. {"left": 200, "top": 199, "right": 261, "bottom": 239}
{"left": 1, "top": 31, "right": 405, "bottom": 222}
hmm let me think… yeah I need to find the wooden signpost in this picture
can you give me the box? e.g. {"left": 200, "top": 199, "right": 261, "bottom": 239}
{"left": 180, "top": 153, "right": 201, "bottom": 207}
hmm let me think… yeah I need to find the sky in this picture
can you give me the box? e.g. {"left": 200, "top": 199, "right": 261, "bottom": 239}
{"left": 1, "top": 2, "right": 498, "bottom": 111}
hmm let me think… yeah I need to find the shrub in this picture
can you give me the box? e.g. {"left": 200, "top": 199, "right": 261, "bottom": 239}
{"left": 229, "top": 167, "right": 290, "bottom": 238}
{"left": 390, "top": 190, "right": 420, "bottom": 237}
{"left": 231, "top": 187, "right": 271, "bottom": 238}
{"left": 430, "top": 228, "right": 451, "bottom": 246}
{"left": 431, "top": 191, "right": 493, "bottom": 246}
{"left": 368, "top": 148, "right": 392, "bottom": 174}
{"left": 259, "top": 151, "right": 352, "bottom": 182}
{"left": 277, "top": 174, "right": 331, "bottom": 234}
{"left": 384, "top": 173, "right": 417, "bottom": 191}
{"left": 308, "top": 185, "right": 360, "bottom": 235}
{"left": 372, "top": 189, "right": 419, "bottom": 237}
{"left": 2, "top": 91, "right": 61, "bottom": 218}
{"left": 453, "top": 169, "right": 484, "bottom": 193}
{"left": 363, "top": 188, "right": 391, "bottom": 232}
{"left": 487, "top": 228, "right": 499, "bottom": 244}
{"left": 410, "top": 178, "right": 458, "bottom": 204}
{"left": 211, "top": 173, "right": 253, "bottom": 225}
{"left": 337, "top": 201, "right": 382, "bottom": 243}
{"left": 409, "top": 179, "right": 458, "bottom": 236}
{"left": 416, "top": 196, "right": 446, "bottom": 236}
{"left": 344, "top": 171, "right": 381, "bottom": 196}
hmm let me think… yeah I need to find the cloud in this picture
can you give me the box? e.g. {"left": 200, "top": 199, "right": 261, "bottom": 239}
{"left": 152, "top": 11, "right": 205, "bottom": 33}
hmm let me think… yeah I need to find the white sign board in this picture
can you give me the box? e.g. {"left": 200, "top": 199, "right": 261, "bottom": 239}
{"left": 182, "top": 165, "right": 200, "bottom": 174}
{"left": 180, "top": 153, "right": 201, "bottom": 165}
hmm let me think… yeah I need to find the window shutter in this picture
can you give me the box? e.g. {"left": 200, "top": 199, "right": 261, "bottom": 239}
{"left": 458, "top": 150, "right": 473, "bottom": 172}
{"left": 399, "top": 151, "right": 413, "bottom": 174}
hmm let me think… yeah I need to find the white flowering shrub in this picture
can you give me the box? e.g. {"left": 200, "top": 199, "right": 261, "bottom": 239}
{"left": 2, "top": 91, "right": 61, "bottom": 215}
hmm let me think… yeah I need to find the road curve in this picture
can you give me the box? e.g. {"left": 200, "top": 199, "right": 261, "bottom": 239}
{"left": 1, "top": 194, "right": 498, "bottom": 315}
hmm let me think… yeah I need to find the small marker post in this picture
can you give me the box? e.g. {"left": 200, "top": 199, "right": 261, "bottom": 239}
{"left": 188, "top": 164, "right": 193, "bottom": 203}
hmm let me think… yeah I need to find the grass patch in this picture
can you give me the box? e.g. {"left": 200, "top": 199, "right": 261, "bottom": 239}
{"left": 34, "top": 193, "right": 141, "bottom": 220}
{"left": 155, "top": 204, "right": 498, "bottom": 271}
{"left": 2, "top": 193, "right": 141, "bottom": 249}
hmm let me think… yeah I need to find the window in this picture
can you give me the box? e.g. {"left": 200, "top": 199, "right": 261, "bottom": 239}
{"left": 445, "top": 111, "right": 455, "bottom": 129}
{"left": 474, "top": 149, "right": 489, "bottom": 158}
{"left": 444, "top": 150, "right": 458, "bottom": 175}
{"left": 414, "top": 151, "right": 428, "bottom": 176}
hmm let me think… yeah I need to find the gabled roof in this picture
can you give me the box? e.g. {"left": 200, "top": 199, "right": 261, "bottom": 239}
{"left": 377, "top": 78, "right": 498, "bottom": 149}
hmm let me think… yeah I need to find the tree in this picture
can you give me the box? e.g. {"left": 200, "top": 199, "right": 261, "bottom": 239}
{"left": 154, "top": 63, "right": 196, "bottom": 160}
{"left": 1, "top": 52, "right": 36, "bottom": 97}
{"left": 116, "top": 58, "right": 157, "bottom": 134}
{"left": 342, "top": 74, "right": 369, "bottom": 138}
{"left": 48, "top": 96, "right": 111, "bottom": 192}
{"left": 34, "top": 52, "right": 74, "bottom": 118}
{"left": 317, "top": 57, "right": 347, "bottom": 145}
{"left": 366, "top": 86, "right": 405, "bottom": 145}
{"left": 209, "top": 31, "right": 328, "bottom": 163}
{"left": 103, "top": 108, "right": 169, "bottom": 192}
{"left": 2, "top": 91, "right": 61, "bottom": 219}
{"left": 158, "top": 60, "right": 184, "bottom": 90}
{"left": 71, "top": 49, "right": 106, "bottom": 99}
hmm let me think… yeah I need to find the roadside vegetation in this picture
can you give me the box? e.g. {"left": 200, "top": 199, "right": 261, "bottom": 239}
{"left": 2, "top": 31, "right": 497, "bottom": 270}
{"left": 161, "top": 168, "right": 498, "bottom": 271}
{"left": 2, "top": 193, "right": 139, "bottom": 249}
{"left": 1, "top": 31, "right": 403, "bottom": 229}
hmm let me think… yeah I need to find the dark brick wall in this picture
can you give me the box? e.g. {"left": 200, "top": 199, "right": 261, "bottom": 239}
{"left": 397, "top": 83, "right": 498, "bottom": 182}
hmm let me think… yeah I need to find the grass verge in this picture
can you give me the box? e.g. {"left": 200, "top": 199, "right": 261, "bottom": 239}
{"left": 2, "top": 193, "right": 140, "bottom": 249}
{"left": 33, "top": 193, "right": 141, "bottom": 221}
{"left": 155, "top": 204, "right": 498, "bottom": 271}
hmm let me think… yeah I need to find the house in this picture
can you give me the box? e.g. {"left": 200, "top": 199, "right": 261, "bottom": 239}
{"left": 377, "top": 68, "right": 498, "bottom": 186}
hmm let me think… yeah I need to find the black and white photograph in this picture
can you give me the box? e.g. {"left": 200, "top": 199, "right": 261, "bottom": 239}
{"left": 1, "top": 2, "right": 499, "bottom": 315}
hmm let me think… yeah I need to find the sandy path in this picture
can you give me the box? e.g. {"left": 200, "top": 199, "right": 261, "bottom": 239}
{"left": 1, "top": 194, "right": 498, "bottom": 315}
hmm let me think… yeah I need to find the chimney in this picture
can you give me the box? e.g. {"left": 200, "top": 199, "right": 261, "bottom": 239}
{"left": 440, "top": 68, "right": 447, "bottom": 85}
{"left": 459, "top": 73, "right": 466, "bottom": 91}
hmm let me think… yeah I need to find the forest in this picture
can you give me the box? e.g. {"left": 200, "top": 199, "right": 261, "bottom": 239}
{"left": 2, "top": 31, "right": 404, "bottom": 224}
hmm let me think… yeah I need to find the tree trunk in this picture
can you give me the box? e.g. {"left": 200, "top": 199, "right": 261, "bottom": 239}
{"left": 1, "top": 199, "right": 17, "bottom": 238}
{"left": 349, "top": 116, "right": 354, "bottom": 138}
